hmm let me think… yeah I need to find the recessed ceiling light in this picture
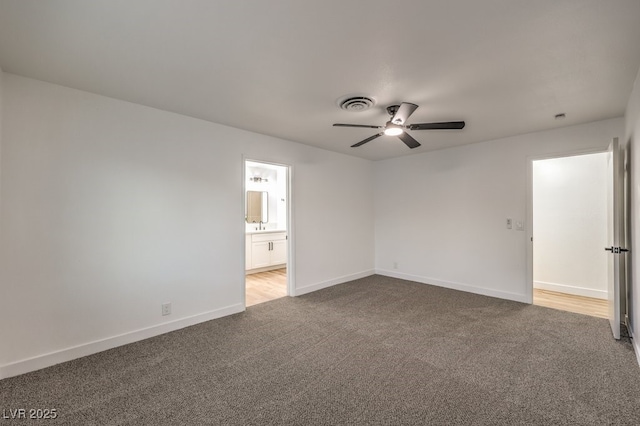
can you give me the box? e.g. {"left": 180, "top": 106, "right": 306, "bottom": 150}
{"left": 554, "top": 113, "right": 566, "bottom": 120}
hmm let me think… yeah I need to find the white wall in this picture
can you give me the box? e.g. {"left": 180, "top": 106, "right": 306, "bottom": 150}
{"left": 374, "top": 118, "right": 623, "bottom": 303}
{"left": 532, "top": 153, "right": 608, "bottom": 299}
{"left": 2, "top": 69, "right": 635, "bottom": 379}
{"left": 625, "top": 64, "right": 640, "bottom": 363}
{"left": 275, "top": 166, "right": 287, "bottom": 230}
{"left": 0, "top": 65, "right": 3, "bottom": 241}
{"left": 0, "top": 73, "right": 375, "bottom": 378}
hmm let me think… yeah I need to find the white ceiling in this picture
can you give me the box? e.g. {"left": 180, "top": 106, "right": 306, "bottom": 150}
{"left": 1, "top": 0, "right": 639, "bottom": 161}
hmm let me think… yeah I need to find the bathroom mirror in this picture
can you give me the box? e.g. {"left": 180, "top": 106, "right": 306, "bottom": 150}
{"left": 246, "top": 191, "right": 268, "bottom": 223}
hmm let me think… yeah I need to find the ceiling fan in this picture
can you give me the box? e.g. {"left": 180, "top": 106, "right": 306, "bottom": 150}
{"left": 333, "top": 102, "right": 465, "bottom": 149}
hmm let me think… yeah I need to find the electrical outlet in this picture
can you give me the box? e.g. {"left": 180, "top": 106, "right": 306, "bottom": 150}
{"left": 506, "top": 218, "right": 512, "bottom": 229}
{"left": 162, "top": 303, "right": 171, "bottom": 316}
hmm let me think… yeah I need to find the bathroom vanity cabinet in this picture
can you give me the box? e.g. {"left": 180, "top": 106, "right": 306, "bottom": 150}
{"left": 245, "top": 231, "right": 287, "bottom": 272}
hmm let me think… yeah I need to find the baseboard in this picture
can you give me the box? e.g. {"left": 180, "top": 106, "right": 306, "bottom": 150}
{"left": 0, "top": 303, "right": 244, "bottom": 380}
{"left": 246, "top": 263, "right": 286, "bottom": 275}
{"left": 628, "top": 323, "right": 640, "bottom": 368}
{"left": 533, "top": 280, "right": 607, "bottom": 300}
{"left": 376, "top": 269, "right": 529, "bottom": 304}
{"left": 293, "top": 269, "right": 375, "bottom": 296}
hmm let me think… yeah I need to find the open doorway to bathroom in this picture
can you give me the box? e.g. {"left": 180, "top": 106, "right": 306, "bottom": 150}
{"left": 244, "top": 160, "right": 289, "bottom": 307}
{"left": 531, "top": 152, "right": 609, "bottom": 319}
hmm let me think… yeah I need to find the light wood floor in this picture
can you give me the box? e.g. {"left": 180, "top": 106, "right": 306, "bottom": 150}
{"left": 533, "top": 288, "right": 608, "bottom": 319}
{"left": 246, "top": 268, "right": 287, "bottom": 307}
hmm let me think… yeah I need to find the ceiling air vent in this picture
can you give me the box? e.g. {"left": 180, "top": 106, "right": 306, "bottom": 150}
{"left": 338, "top": 95, "right": 375, "bottom": 112}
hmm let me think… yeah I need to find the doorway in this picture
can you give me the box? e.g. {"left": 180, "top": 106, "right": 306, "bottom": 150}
{"left": 244, "top": 160, "right": 291, "bottom": 307}
{"left": 531, "top": 152, "right": 609, "bottom": 318}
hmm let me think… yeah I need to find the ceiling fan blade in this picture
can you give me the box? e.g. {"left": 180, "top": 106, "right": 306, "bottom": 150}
{"left": 334, "top": 123, "right": 384, "bottom": 129}
{"left": 391, "top": 102, "right": 419, "bottom": 125}
{"left": 351, "top": 132, "right": 384, "bottom": 148}
{"left": 408, "top": 121, "right": 466, "bottom": 130}
{"left": 398, "top": 132, "right": 421, "bottom": 149}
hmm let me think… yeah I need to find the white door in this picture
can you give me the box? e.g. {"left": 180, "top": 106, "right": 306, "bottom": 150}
{"left": 606, "top": 137, "right": 626, "bottom": 340}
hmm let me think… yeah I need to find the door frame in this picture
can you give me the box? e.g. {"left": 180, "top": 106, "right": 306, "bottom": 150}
{"left": 241, "top": 156, "right": 295, "bottom": 307}
{"left": 526, "top": 147, "right": 609, "bottom": 305}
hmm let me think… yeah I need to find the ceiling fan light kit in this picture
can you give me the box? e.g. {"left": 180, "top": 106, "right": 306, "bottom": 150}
{"left": 334, "top": 102, "right": 465, "bottom": 149}
{"left": 383, "top": 122, "right": 403, "bottom": 136}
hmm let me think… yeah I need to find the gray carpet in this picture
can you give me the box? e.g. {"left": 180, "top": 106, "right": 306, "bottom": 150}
{"left": 2, "top": 275, "right": 640, "bottom": 425}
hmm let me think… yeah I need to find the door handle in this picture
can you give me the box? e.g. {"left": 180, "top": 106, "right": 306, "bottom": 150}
{"left": 605, "top": 247, "right": 629, "bottom": 253}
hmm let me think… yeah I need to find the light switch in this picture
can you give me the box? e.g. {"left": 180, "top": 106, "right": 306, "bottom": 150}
{"left": 506, "top": 218, "right": 512, "bottom": 229}
{"left": 515, "top": 221, "right": 524, "bottom": 231}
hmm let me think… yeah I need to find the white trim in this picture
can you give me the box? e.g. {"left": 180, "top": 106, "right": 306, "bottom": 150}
{"left": 0, "top": 304, "right": 244, "bottom": 380}
{"left": 286, "top": 164, "right": 295, "bottom": 298}
{"left": 533, "top": 281, "right": 608, "bottom": 300}
{"left": 293, "top": 270, "right": 375, "bottom": 296}
{"left": 628, "top": 322, "right": 640, "bottom": 368}
{"left": 526, "top": 157, "right": 534, "bottom": 304}
{"left": 376, "top": 269, "right": 529, "bottom": 304}
{"left": 241, "top": 155, "right": 248, "bottom": 308}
